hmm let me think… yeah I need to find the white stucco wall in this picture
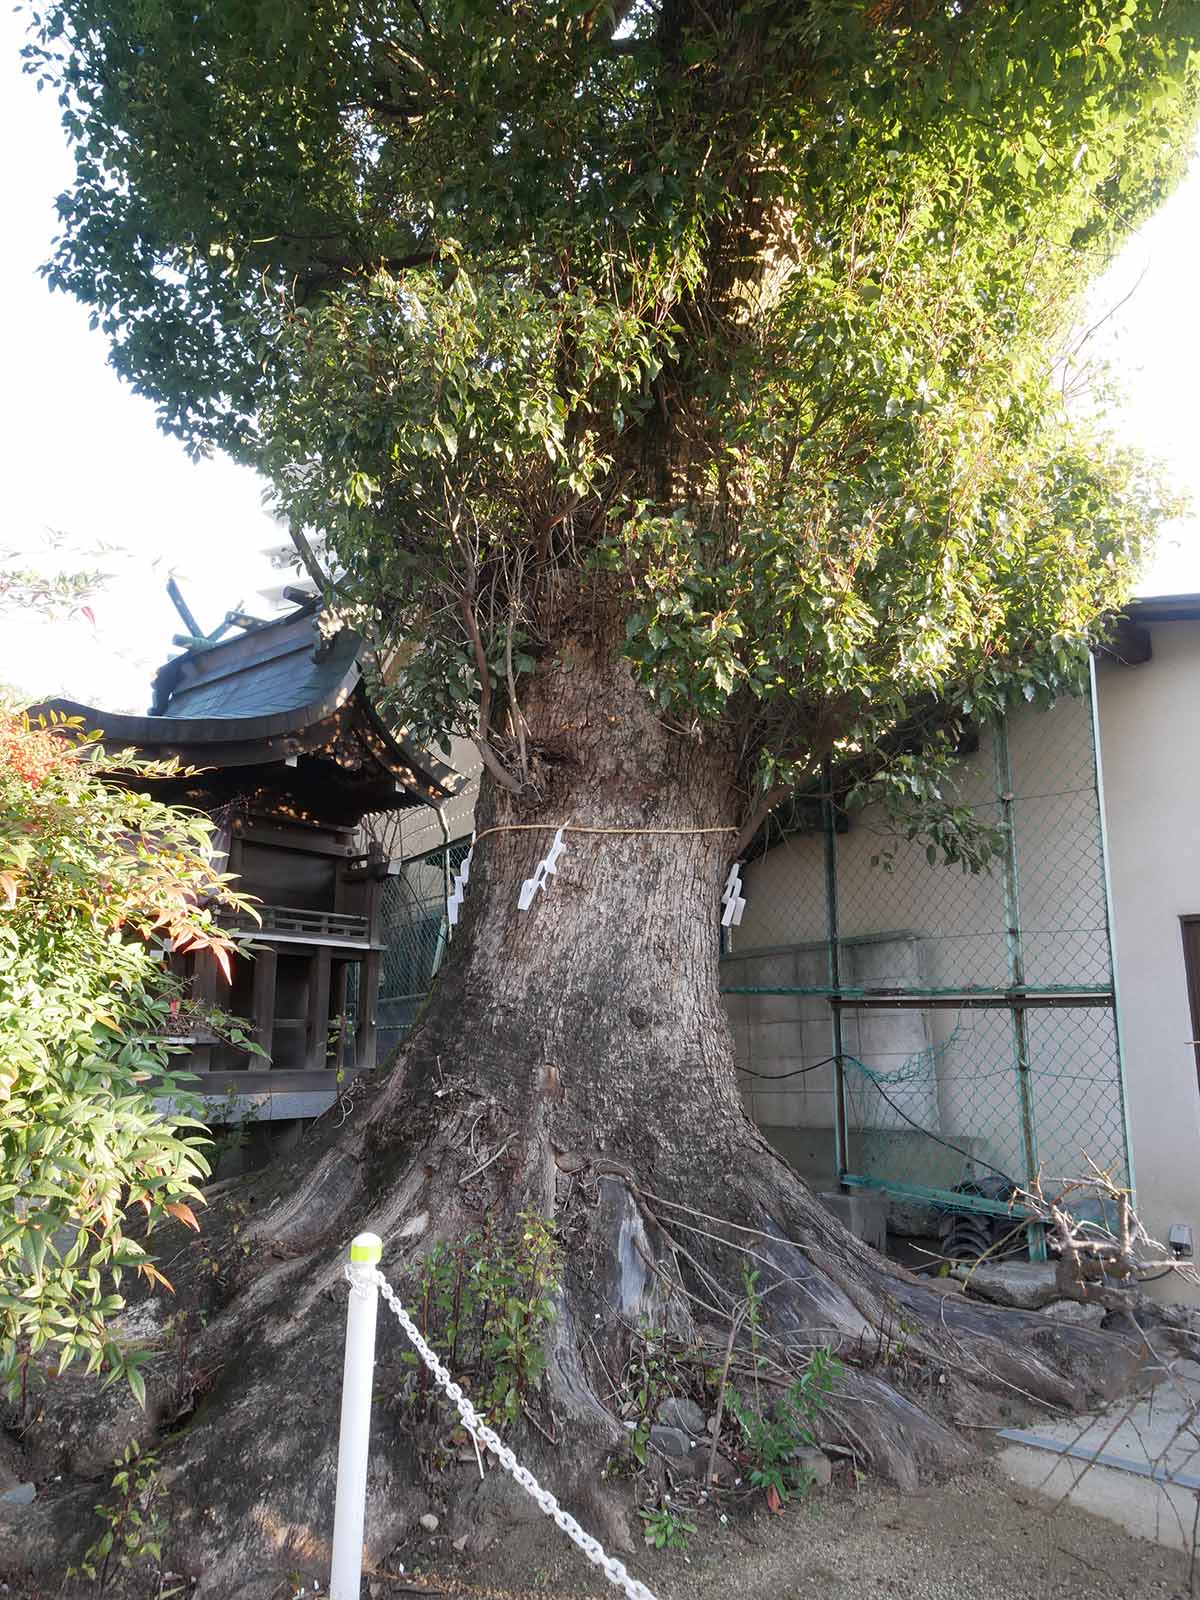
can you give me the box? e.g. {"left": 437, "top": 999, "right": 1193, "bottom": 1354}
{"left": 1096, "top": 623, "right": 1200, "bottom": 1298}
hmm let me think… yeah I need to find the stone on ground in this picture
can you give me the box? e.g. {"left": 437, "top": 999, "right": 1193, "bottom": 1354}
{"left": 950, "top": 1260, "right": 1061, "bottom": 1309}
{"left": 1041, "top": 1298, "right": 1106, "bottom": 1327}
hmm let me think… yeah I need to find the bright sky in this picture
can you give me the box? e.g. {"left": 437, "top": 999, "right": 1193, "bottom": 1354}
{"left": 0, "top": 5, "right": 283, "bottom": 714}
{"left": 2, "top": 6, "right": 1198, "bottom": 711}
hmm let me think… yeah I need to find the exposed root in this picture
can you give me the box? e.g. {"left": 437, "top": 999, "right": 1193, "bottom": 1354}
{"left": 1, "top": 1095, "right": 1144, "bottom": 1600}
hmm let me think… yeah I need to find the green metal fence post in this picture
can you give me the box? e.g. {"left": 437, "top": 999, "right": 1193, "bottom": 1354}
{"left": 822, "top": 759, "right": 850, "bottom": 1182}
{"left": 1088, "top": 653, "right": 1137, "bottom": 1204}
{"left": 993, "top": 713, "right": 1045, "bottom": 1261}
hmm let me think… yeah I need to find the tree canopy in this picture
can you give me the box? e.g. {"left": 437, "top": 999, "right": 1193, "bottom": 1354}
{"left": 24, "top": 0, "right": 1200, "bottom": 818}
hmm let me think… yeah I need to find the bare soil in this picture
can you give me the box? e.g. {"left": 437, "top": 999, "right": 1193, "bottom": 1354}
{"left": 3, "top": 1458, "right": 1191, "bottom": 1598}
{"left": 370, "top": 1462, "right": 1195, "bottom": 1600}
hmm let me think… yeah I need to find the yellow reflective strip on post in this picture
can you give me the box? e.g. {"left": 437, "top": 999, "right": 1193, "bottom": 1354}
{"left": 349, "top": 1232, "right": 382, "bottom": 1264}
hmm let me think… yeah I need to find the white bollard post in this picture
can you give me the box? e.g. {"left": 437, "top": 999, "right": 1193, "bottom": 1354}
{"left": 330, "top": 1232, "right": 382, "bottom": 1600}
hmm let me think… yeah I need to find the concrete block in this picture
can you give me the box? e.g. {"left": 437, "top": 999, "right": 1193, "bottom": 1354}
{"left": 760, "top": 1126, "right": 838, "bottom": 1190}
{"left": 818, "top": 1190, "right": 888, "bottom": 1252}
{"left": 746, "top": 1019, "right": 804, "bottom": 1068}
{"left": 844, "top": 933, "right": 925, "bottom": 987}
{"left": 798, "top": 1019, "right": 837, "bottom": 1062}
{"left": 746, "top": 991, "right": 809, "bottom": 1025}
{"left": 746, "top": 1054, "right": 807, "bottom": 1084}
{"left": 752, "top": 1087, "right": 806, "bottom": 1127}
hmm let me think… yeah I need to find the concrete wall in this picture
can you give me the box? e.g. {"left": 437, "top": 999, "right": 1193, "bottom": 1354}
{"left": 1096, "top": 623, "right": 1200, "bottom": 1299}
{"left": 729, "top": 696, "right": 1130, "bottom": 1219}
{"left": 387, "top": 735, "right": 482, "bottom": 859}
{"left": 387, "top": 685, "right": 1194, "bottom": 1286}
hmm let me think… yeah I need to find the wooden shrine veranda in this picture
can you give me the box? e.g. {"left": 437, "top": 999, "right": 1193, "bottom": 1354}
{"left": 41, "top": 596, "right": 462, "bottom": 1119}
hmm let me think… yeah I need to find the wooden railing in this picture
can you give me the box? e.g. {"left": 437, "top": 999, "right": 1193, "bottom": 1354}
{"left": 228, "top": 905, "right": 370, "bottom": 942}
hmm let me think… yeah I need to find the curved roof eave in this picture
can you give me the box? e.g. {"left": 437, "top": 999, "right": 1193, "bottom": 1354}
{"left": 36, "top": 679, "right": 463, "bottom": 806}
{"left": 39, "top": 665, "right": 364, "bottom": 751}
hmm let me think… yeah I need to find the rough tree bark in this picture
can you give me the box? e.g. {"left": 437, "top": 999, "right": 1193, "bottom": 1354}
{"left": 6, "top": 626, "right": 1140, "bottom": 1599}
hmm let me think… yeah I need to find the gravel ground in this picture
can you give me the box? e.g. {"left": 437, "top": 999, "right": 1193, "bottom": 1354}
{"left": 380, "top": 1461, "right": 1197, "bottom": 1600}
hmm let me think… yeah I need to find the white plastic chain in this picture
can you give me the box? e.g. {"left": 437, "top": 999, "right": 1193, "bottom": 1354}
{"left": 364, "top": 1265, "right": 659, "bottom": 1600}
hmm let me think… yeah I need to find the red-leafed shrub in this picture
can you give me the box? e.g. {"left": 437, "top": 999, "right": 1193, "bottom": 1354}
{"left": 0, "top": 710, "right": 258, "bottom": 1402}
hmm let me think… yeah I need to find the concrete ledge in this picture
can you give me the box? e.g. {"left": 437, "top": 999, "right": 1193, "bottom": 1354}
{"left": 817, "top": 1190, "right": 888, "bottom": 1252}
{"left": 1001, "top": 1437, "right": 1200, "bottom": 1552}
{"left": 999, "top": 1428, "right": 1200, "bottom": 1492}
{"left": 998, "top": 1360, "right": 1200, "bottom": 1550}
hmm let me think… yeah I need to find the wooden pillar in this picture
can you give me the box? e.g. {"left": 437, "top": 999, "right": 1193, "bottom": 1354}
{"left": 250, "top": 945, "right": 278, "bottom": 1068}
{"left": 365, "top": 871, "right": 383, "bottom": 941}
{"left": 192, "top": 942, "right": 231, "bottom": 1074}
{"left": 358, "top": 950, "right": 381, "bottom": 1070}
{"left": 356, "top": 852, "right": 385, "bottom": 1070}
{"left": 307, "top": 947, "right": 332, "bottom": 1073}
{"left": 331, "top": 961, "right": 350, "bottom": 1073}
{"left": 226, "top": 825, "right": 245, "bottom": 883}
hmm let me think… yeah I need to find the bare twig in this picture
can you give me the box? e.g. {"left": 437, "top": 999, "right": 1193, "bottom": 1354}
{"left": 706, "top": 1307, "right": 745, "bottom": 1486}
{"left": 458, "top": 1136, "right": 514, "bottom": 1186}
{"left": 473, "top": 735, "right": 524, "bottom": 795}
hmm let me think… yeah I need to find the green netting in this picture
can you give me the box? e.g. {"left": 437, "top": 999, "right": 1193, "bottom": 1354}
{"left": 378, "top": 838, "right": 471, "bottom": 1045}
{"left": 720, "top": 684, "right": 1131, "bottom": 1237}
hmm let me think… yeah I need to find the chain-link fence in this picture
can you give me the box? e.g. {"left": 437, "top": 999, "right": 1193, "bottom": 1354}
{"left": 722, "top": 683, "right": 1130, "bottom": 1253}
{"left": 378, "top": 690, "right": 1129, "bottom": 1255}
{"left": 378, "top": 838, "right": 471, "bottom": 1056}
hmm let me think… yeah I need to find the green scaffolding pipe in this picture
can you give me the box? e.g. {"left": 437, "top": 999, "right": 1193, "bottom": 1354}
{"left": 841, "top": 1174, "right": 1036, "bottom": 1220}
{"left": 1089, "top": 651, "right": 1137, "bottom": 1206}
{"left": 993, "top": 713, "right": 1045, "bottom": 1262}
{"left": 822, "top": 758, "right": 850, "bottom": 1180}
{"left": 718, "top": 983, "right": 1113, "bottom": 997}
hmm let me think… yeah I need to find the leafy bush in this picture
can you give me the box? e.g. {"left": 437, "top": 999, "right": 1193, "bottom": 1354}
{"left": 404, "top": 1211, "right": 562, "bottom": 1430}
{"left": 0, "top": 710, "right": 255, "bottom": 1401}
{"left": 728, "top": 1348, "right": 842, "bottom": 1506}
{"left": 67, "top": 1441, "right": 168, "bottom": 1593}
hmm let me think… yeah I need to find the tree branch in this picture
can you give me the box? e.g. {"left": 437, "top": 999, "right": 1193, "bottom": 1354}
{"left": 460, "top": 590, "right": 493, "bottom": 742}
{"left": 461, "top": 591, "right": 526, "bottom": 794}
{"left": 288, "top": 523, "right": 343, "bottom": 597}
{"left": 730, "top": 781, "right": 795, "bottom": 859}
{"left": 313, "top": 249, "right": 438, "bottom": 277}
{"left": 504, "top": 613, "right": 529, "bottom": 780}
{"left": 473, "top": 736, "right": 524, "bottom": 795}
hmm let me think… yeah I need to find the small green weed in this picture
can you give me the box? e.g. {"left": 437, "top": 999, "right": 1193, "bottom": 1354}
{"left": 728, "top": 1346, "right": 842, "bottom": 1506}
{"left": 622, "top": 1324, "right": 704, "bottom": 1468}
{"left": 639, "top": 1502, "right": 696, "bottom": 1550}
{"left": 67, "top": 1441, "right": 173, "bottom": 1594}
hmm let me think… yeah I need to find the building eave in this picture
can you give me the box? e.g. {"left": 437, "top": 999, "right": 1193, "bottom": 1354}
{"left": 1124, "top": 593, "right": 1200, "bottom": 625}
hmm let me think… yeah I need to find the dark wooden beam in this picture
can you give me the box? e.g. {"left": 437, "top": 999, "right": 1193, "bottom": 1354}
{"left": 331, "top": 961, "right": 351, "bottom": 1073}
{"left": 167, "top": 576, "right": 204, "bottom": 638}
{"left": 306, "top": 948, "right": 332, "bottom": 1072}
{"left": 250, "top": 946, "right": 278, "bottom": 1065}
{"left": 1098, "top": 616, "right": 1152, "bottom": 667}
{"left": 358, "top": 950, "right": 382, "bottom": 1069}
{"left": 236, "top": 820, "right": 357, "bottom": 856}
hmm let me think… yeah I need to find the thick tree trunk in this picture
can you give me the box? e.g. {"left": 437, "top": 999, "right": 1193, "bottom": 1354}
{"left": 6, "top": 634, "right": 1140, "bottom": 1599}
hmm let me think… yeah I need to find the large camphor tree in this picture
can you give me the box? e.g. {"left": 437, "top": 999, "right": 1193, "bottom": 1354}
{"left": 13, "top": 0, "right": 1200, "bottom": 1590}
